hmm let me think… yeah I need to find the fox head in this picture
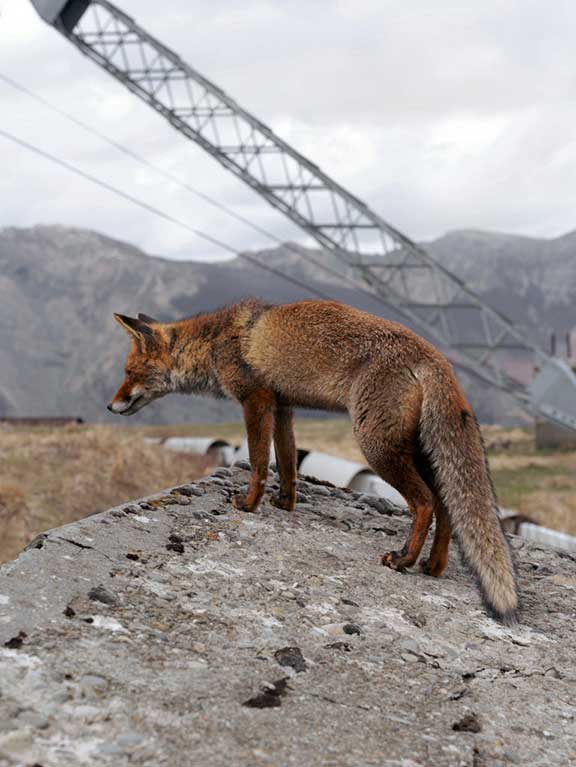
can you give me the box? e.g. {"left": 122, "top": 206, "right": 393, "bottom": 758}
{"left": 108, "top": 313, "right": 175, "bottom": 416}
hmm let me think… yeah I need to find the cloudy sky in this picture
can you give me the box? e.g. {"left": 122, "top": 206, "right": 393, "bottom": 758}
{"left": 1, "top": 0, "right": 575, "bottom": 260}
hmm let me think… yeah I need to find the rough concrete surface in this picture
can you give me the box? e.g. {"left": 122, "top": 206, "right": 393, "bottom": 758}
{"left": 0, "top": 466, "right": 575, "bottom": 767}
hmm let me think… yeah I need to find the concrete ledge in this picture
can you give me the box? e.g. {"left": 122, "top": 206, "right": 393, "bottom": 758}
{"left": 0, "top": 468, "right": 575, "bottom": 766}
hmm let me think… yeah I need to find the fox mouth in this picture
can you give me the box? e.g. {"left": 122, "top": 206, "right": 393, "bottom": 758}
{"left": 108, "top": 389, "right": 165, "bottom": 416}
{"left": 119, "top": 394, "right": 145, "bottom": 415}
{"left": 109, "top": 393, "right": 146, "bottom": 416}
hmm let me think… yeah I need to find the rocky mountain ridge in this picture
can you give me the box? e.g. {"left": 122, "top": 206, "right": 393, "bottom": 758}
{"left": 0, "top": 224, "right": 574, "bottom": 423}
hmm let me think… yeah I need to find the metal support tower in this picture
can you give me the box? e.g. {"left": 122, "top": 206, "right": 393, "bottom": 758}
{"left": 30, "top": 0, "right": 576, "bottom": 431}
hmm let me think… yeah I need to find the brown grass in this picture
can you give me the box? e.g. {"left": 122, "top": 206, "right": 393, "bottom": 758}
{"left": 0, "top": 424, "right": 206, "bottom": 564}
{"left": 0, "top": 483, "right": 31, "bottom": 563}
{"left": 488, "top": 450, "right": 576, "bottom": 535}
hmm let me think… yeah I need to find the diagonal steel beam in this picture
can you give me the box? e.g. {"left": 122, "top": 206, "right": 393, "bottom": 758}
{"left": 29, "top": 0, "right": 576, "bottom": 432}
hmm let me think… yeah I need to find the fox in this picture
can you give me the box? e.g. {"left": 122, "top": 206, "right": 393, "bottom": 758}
{"left": 108, "top": 298, "right": 519, "bottom": 623}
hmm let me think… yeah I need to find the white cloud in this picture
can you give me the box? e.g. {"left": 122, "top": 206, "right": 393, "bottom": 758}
{"left": 0, "top": 0, "right": 575, "bottom": 260}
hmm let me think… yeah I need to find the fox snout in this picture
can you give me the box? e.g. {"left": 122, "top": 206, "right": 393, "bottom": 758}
{"left": 107, "top": 394, "right": 139, "bottom": 415}
{"left": 110, "top": 312, "right": 172, "bottom": 417}
{"left": 108, "top": 382, "right": 148, "bottom": 416}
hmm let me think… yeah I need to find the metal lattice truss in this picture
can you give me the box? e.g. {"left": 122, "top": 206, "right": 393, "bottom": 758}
{"left": 32, "top": 0, "right": 576, "bottom": 431}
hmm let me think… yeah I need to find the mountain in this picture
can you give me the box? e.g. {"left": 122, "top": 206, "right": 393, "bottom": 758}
{"left": 240, "top": 231, "right": 576, "bottom": 342}
{"left": 426, "top": 229, "right": 576, "bottom": 338}
{"left": 0, "top": 224, "right": 574, "bottom": 425}
{"left": 0, "top": 226, "right": 383, "bottom": 425}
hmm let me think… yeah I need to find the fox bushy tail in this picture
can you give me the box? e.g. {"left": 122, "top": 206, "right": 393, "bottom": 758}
{"left": 418, "top": 365, "right": 519, "bottom": 624}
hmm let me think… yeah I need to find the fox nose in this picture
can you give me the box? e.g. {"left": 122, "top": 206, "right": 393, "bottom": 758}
{"left": 107, "top": 403, "right": 114, "bottom": 412}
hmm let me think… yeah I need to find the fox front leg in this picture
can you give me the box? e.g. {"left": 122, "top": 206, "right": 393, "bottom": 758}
{"left": 233, "top": 389, "right": 275, "bottom": 513}
{"left": 270, "top": 404, "right": 297, "bottom": 511}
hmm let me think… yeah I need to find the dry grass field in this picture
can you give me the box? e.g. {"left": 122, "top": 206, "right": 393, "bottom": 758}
{"left": 0, "top": 418, "right": 574, "bottom": 565}
{"left": 0, "top": 424, "right": 206, "bottom": 564}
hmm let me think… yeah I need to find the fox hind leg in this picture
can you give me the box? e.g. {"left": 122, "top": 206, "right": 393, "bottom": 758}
{"left": 420, "top": 499, "right": 451, "bottom": 577}
{"left": 377, "top": 462, "right": 434, "bottom": 571}
{"left": 352, "top": 377, "right": 434, "bottom": 571}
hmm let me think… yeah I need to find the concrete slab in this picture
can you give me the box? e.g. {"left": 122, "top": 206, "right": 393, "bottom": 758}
{"left": 0, "top": 469, "right": 575, "bottom": 766}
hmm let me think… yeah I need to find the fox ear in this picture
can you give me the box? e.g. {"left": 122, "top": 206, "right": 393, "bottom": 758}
{"left": 138, "top": 313, "right": 158, "bottom": 325}
{"left": 114, "top": 313, "right": 155, "bottom": 340}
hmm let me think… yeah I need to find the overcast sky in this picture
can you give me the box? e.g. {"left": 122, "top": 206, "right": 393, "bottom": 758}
{"left": 1, "top": 0, "right": 575, "bottom": 261}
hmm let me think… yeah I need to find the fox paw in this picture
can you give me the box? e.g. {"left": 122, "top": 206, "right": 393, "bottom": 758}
{"left": 419, "top": 559, "right": 446, "bottom": 578}
{"left": 270, "top": 493, "right": 295, "bottom": 511}
{"left": 232, "top": 493, "right": 258, "bottom": 513}
{"left": 381, "top": 551, "right": 407, "bottom": 572}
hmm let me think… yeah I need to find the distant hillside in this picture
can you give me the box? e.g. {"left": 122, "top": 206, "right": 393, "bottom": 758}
{"left": 426, "top": 229, "right": 576, "bottom": 337}
{"left": 0, "top": 224, "right": 574, "bottom": 424}
{"left": 239, "top": 231, "right": 576, "bottom": 341}
{"left": 0, "top": 226, "right": 378, "bottom": 424}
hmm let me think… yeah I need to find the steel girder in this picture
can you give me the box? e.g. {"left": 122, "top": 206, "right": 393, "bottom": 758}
{"left": 31, "top": 0, "right": 576, "bottom": 432}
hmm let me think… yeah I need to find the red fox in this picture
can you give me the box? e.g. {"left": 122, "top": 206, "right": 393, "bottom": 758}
{"left": 108, "top": 299, "right": 518, "bottom": 623}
